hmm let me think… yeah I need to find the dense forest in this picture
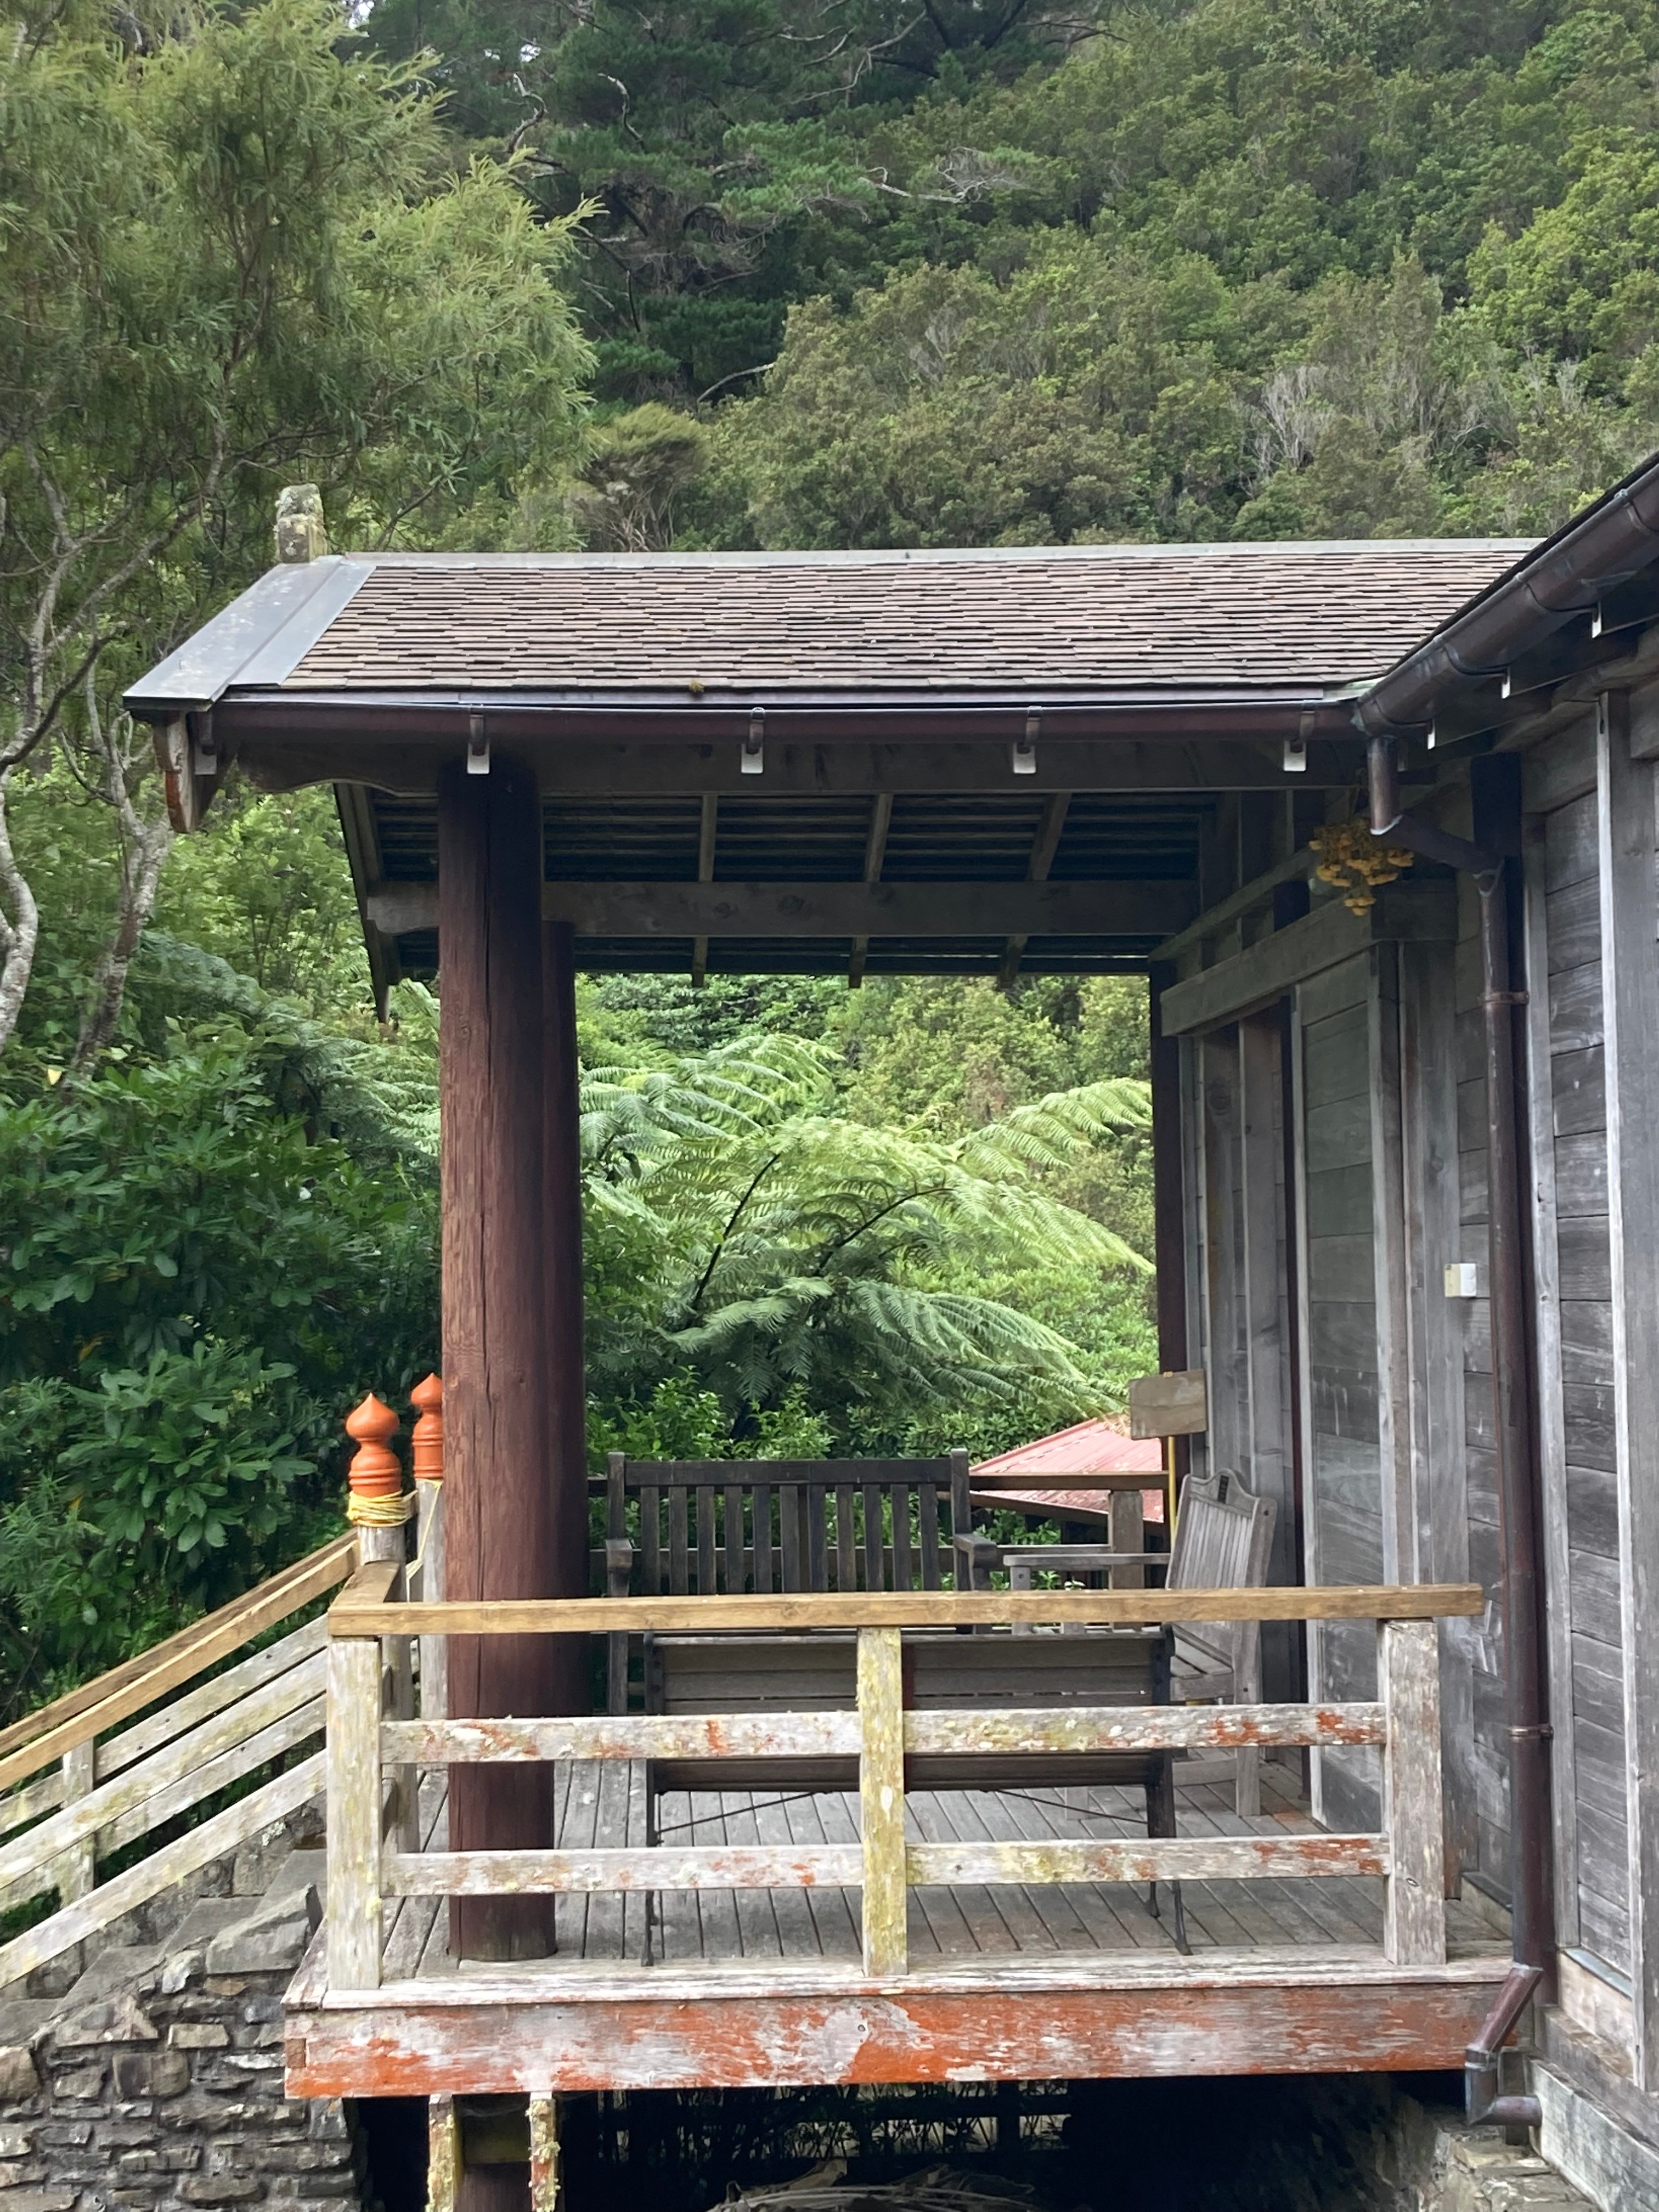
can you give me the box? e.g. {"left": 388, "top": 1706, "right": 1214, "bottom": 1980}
{"left": 5, "top": 0, "right": 1659, "bottom": 1712}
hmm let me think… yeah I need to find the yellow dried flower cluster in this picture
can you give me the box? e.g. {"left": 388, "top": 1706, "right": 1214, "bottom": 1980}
{"left": 1310, "top": 820, "right": 1415, "bottom": 915}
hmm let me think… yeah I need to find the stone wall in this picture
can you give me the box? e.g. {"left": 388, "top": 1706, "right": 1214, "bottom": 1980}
{"left": 0, "top": 1843, "right": 370, "bottom": 2212}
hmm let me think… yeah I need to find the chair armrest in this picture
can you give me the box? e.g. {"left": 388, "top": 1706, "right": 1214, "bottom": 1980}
{"left": 605, "top": 1537, "right": 636, "bottom": 1600}
{"left": 952, "top": 1533, "right": 999, "bottom": 1593}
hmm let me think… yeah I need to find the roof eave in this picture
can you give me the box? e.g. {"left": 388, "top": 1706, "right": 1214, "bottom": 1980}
{"left": 1355, "top": 452, "right": 1659, "bottom": 735}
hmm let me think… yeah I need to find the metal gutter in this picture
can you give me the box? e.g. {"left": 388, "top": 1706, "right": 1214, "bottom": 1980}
{"left": 193, "top": 685, "right": 1362, "bottom": 721}
{"left": 1357, "top": 454, "right": 1659, "bottom": 733}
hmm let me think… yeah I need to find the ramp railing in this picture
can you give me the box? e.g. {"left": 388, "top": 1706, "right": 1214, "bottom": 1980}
{"left": 0, "top": 1533, "right": 357, "bottom": 1990}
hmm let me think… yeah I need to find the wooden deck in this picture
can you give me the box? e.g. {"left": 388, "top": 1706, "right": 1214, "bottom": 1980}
{"left": 284, "top": 1759, "right": 1513, "bottom": 2096}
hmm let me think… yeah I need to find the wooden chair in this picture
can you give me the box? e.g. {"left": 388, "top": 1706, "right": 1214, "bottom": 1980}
{"left": 962, "top": 1468, "right": 1278, "bottom": 1815}
{"left": 600, "top": 1452, "right": 1187, "bottom": 1962}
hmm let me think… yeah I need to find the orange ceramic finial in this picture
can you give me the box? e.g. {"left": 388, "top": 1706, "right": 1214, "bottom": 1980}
{"left": 344, "top": 1392, "right": 403, "bottom": 1503}
{"left": 410, "top": 1373, "right": 444, "bottom": 1483}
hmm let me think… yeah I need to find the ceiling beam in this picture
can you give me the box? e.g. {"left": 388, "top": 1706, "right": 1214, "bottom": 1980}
{"left": 366, "top": 877, "right": 1195, "bottom": 943}
{"left": 999, "top": 792, "right": 1072, "bottom": 989}
{"left": 848, "top": 792, "right": 893, "bottom": 989}
{"left": 235, "top": 735, "right": 1387, "bottom": 799}
{"left": 690, "top": 794, "right": 718, "bottom": 987}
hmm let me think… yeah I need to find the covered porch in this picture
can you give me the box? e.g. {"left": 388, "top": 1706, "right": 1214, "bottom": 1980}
{"left": 126, "top": 531, "right": 1558, "bottom": 2126}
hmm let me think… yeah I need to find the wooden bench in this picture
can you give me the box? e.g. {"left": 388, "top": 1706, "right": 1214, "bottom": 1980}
{"left": 962, "top": 1468, "right": 1277, "bottom": 1813}
{"left": 602, "top": 1453, "right": 1187, "bottom": 1961}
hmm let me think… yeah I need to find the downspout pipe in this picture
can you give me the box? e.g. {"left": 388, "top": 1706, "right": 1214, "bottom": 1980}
{"left": 1368, "top": 738, "right": 1549, "bottom": 2137}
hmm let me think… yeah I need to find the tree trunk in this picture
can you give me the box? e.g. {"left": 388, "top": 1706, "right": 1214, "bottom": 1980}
{"left": 69, "top": 807, "right": 173, "bottom": 1080}
{"left": 0, "top": 768, "right": 41, "bottom": 1057}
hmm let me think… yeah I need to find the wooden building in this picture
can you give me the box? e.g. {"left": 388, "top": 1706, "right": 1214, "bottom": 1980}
{"left": 125, "top": 467, "right": 1659, "bottom": 2209}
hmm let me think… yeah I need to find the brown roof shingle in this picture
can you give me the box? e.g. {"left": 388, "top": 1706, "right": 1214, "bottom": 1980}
{"left": 280, "top": 541, "right": 1532, "bottom": 697}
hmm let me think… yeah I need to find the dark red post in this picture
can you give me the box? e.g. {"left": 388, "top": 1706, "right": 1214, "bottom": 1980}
{"left": 543, "top": 913, "right": 589, "bottom": 1711}
{"left": 438, "top": 753, "right": 557, "bottom": 1965}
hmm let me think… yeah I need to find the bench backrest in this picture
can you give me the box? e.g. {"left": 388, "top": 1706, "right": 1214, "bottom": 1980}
{"left": 605, "top": 1453, "right": 972, "bottom": 1595}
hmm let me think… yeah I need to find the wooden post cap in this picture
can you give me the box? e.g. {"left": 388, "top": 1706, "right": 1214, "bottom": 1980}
{"left": 345, "top": 1393, "right": 403, "bottom": 1500}
{"left": 410, "top": 1373, "right": 444, "bottom": 1482}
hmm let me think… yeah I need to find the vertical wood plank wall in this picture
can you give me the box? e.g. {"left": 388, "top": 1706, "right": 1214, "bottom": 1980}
{"left": 1164, "top": 714, "right": 1659, "bottom": 2105}
{"left": 1522, "top": 774, "right": 1630, "bottom": 1979}
{"left": 1452, "top": 864, "right": 1511, "bottom": 1918}
{"left": 1595, "top": 692, "right": 1659, "bottom": 2081}
{"left": 1295, "top": 952, "right": 1385, "bottom": 1833}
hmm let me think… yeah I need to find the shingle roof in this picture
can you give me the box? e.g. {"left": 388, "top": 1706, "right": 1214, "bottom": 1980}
{"left": 278, "top": 541, "right": 1533, "bottom": 697}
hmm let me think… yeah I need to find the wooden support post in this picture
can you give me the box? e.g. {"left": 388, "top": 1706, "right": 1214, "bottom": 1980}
{"left": 439, "top": 753, "right": 557, "bottom": 1961}
{"left": 1239, "top": 1009, "right": 1294, "bottom": 1722}
{"left": 429, "top": 2096, "right": 462, "bottom": 2212}
{"left": 528, "top": 2096, "right": 560, "bottom": 2212}
{"left": 326, "top": 1632, "right": 383, "bottom": 1990}
{"left": 543, "top": 915, "right": 589, "bottom": 1719}
{"left": 54, "top": 1740, "right": 95, "bottom": 1904}
{"left": 412, "top": 1375, "right": 448, "bottom": 1723}
{"left": 1379, "top": 1617, "right": 1446, "bottom": 1966}
{"left": 857, "top": 1626, "right": 907, "bottom": 1978}
{"left": 347, "top": 1395, "right": 417, "bottom": 1855}
{"left": 1149, "top": 966, "right": 1190, "bottom": 1512}
{"left": 1107, "top": 1490, "right": 1143, "bottom": 1590}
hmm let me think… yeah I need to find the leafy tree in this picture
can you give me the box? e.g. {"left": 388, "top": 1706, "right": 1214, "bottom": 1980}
{"left": 1469, "top": 141, "right": 1659, "bottom": 393}
{"left": 580, "top": 1034, "right": 1152, "bottom": 1426}
{"left": 569, "top": 404, "right": 713, "bottom": 549}
{"left": 0, "top": 0, "right": 589, "bottom": 1060}
{"left": 0, "top": 1011, "right": 438, "bottom": 1709}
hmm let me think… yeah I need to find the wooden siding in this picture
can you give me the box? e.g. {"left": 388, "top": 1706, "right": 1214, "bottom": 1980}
{"left": 1452, "top": 858, "right": 1511, "bottom": 1923}
{"left": 1297, "top": 953, "right": 1384, "bottom": 1833}
{"left": 1526, "top": 781, "right": 1630, "bottom": 1976}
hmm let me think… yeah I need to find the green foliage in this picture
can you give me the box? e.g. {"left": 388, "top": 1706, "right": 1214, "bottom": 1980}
{"left": 0, "top": 967, "right": 438, "bottom": 1711}
{"left": 0, "top": 0, "right": 595, "bottom": 1062}
{"left": 353, "top": 0, "right": 1659, "bottom": 541}
{"left": 569, "top": 405, "right": 713, "bottom": 550}
{"left": 582, "top": 1031, "right": 1152, "bottom": 1435}
{"left": 154, "top": 788, "right": 371, "bottom": 1017}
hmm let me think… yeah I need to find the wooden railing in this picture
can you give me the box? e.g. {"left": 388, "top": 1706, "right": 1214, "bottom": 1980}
{"left": 0, "top": 1533, "right": 357, "bottom": 1990}
{"left": 324, "top": 1572, "right": 1483, "bottom": 1989}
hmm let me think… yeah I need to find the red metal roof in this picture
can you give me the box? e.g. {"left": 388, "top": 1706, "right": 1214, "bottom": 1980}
{"left": 970, "top": 1418, "right": 1166, "bottom": 1526}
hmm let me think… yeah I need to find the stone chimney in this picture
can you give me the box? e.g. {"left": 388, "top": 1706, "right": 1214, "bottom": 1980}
{"left": 274, "top": 483, "right": 326, "bottom": 563}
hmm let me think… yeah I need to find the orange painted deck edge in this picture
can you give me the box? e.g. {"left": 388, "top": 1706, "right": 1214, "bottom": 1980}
{"left": 285, "top": 1969, "right": 1510, "bottom": 2097}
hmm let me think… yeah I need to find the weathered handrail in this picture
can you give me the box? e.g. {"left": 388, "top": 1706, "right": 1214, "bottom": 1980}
{"left": 325, "top": 1579, "right": 1469, "bottom": 1990}
{"left": 327, "top": 1571, "right": 1485, "bottom": 1636}
{"left": 0, "top": 1532, "right": 356, "bottom": 1797}
{"left": 0, "top": 1533, "right": 358, "bottom": 1991}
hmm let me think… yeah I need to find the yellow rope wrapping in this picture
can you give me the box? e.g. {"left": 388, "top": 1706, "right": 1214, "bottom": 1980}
{"left": 346, "top": 1489, "right": 417, "bottom": 1527}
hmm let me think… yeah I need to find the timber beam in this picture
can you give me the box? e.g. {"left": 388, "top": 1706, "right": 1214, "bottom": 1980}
{"left": 230, "top": 735, "right": 1387, "bottom": 799}
{"left": 1159, "top": 882, "right": 1457, "bottom": 1036}
{"left": 285, "top": 1957, "right": 1513, "bottom": 2097}
{"left": 365, "top": 878, "right": 1198, "bottom": 943}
